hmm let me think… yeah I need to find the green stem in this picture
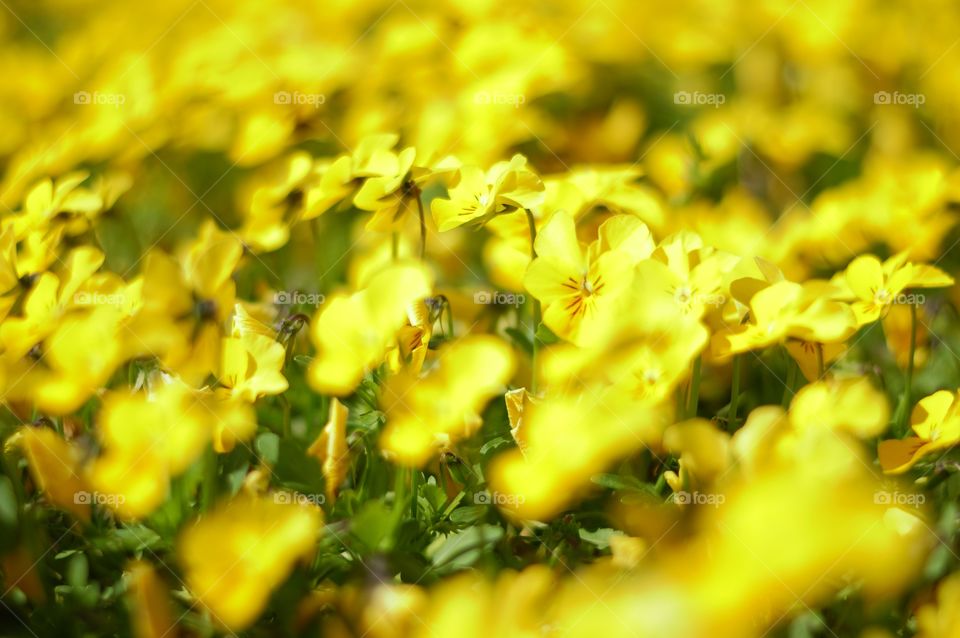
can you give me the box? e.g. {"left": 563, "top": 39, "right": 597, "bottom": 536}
{"left": 524, "top": 209, "right": 541, "bottom": 395}
{"left": 782, "top": 353, "right": 798, "bottom": 408}
{"left": 391, "top": 231, "right": 399, "bottom": 261}
{"left": 815, "top": 343, "right": 825, "bottom": 379}
{"left": 686, "top": 356, "right": 702, "bottom": 419}
{"left": 200, "top": 446, "right": 218, "bottom": 512}
{"left": 414, "top": 187, "right": 427, "bottom": 261}
{"left": 728, "top": 355, "right": 742, "bottom": 429}
{"left": 409, "top": 469, "right": 419, "bottom": 519}
{"left": 899, "top": 302, "right": 919, "bottom": 433}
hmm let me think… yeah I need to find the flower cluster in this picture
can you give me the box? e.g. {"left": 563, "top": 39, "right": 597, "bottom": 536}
{"left": 3, "top": 1, "right": 960, "bottom": 637}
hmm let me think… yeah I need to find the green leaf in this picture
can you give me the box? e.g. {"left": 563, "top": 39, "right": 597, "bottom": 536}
{"left": 255, "top": 432, "right": 280, "bottom": 466}
{"left": 350, "top": 500, "right": 394, "bottom": 553}
{"left": 427, "top": 524, "right": 503, "bottom": 572}
{"left": 578, "top": 528, "right": 620, "bottom": 550}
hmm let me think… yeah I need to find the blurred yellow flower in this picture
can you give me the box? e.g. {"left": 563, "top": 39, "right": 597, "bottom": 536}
{"left": 178, "top": 495, "right": 322, "bottom": 631}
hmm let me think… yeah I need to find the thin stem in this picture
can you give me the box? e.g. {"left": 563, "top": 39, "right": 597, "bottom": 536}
{"left": 391, "top": 231, "right": 399, "bottom": 261}
{"left": 200, "top": 446, "right": 218, "bottom": 512}
{"left": 899, "top": 302, "right": 919, "bottom": 432}
{"left": 728, "top": 355, "right": 742, "bottom": 429}
{"left": 815, "top": 343, "right": 825, "bottom": 379}
{"left": 686, "top": 355, "right": 702, "bottom": 419}
{"left": 524, "top": 208, "right": 541, "bottom": 395}
{"left": 409, "top": 469, "right": 419, "bottom": 519}
{"left": 413, "top": 186, "right": 427, "bottom": 261}
{"left": 782, "top": 353, "right": 798, "bottom": 408}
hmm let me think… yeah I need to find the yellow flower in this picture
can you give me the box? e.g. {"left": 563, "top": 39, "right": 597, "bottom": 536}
{"left": 5, "top": 172, "right": 102, "bottom": 239}
{"left": 840, "top": 252, "right": 953, "bottom": 324}
{"left": 490, "top": 390, "right": 668, "bottom": 520}
{"left": 17, "top": 426, "right": 90, "bottom": 521}
{"left": 543, "top": 166, "right": 665, "bottom": 230}
{"left": 879, "top": 390, "right": 960, "bottom": 474}
{"left": 380, "top": 335, "right": 514, "bottom": 467}
{"left": 390, "top": 299, "right": 433, "bottom": 375}
{"left": 636, "top": 231, "right": 736, "bottom": 319}
{"left": 126, "top": 561, "right": 175, "bottom": 638}
{"left": 916, "top": 572, "right": 960, "bottom": 638}
{"left": 714, "top": 280, "right": 856, "bottom": 357}
{"left": 307, "top": 398, "right": 350, "bottom": 504}
{"left": 430, "top": 154, "right": 544, "bottom": 231}
{"left": 220, "top": 305, "right": 288, "bottom": 401}
{"left": 178, "top": 495, "right": 322, "bottom": 631}
{"left": 789, "top": 377, "right": 889, "bottom": 439}
{"left": 504, "top": 387, "right": 536, "bottom": 455}
{"left": 1, "top": 246, "right": 104, "bottom": 360}
{"left": 525, "top": 212, "right": 654, "bottom": 346}
{"left": 88, "top": 384, "right": 253, "bottom": 517}
{"left": 240, "top": 152, "right": 322, "bottom": 252}
{"left": 308, "top": 262, "right": 433, "bottom": 396}
{"left": 662, "top": 418, "right": 731, "bottom": 491}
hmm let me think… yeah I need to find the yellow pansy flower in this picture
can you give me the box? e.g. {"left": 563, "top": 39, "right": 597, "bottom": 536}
{"left": 543, "top": 166, "right": 665, "bottom": 230}
{"left": 431, "top": 154, "right": 544, "bottom": 231}
{"left": 178, "top": 495, "right": 322, "bottom": 631}
{"left": 879, "top": 390, "right": 960, "bottom": 474}
{"left": 789, "top": 377, "right": 889, "bottom": 439}
{"left": 17, "top": 426, "right": 90, "bottom": 521}
{"left": 662, "top": 418, "right": 731, "bottom": 492}
{"left": 840, "top": 252, "right": 953, "bottom": 325}
{"left": 307, "top": 397, "right": 349, "bottom": 504}
{"left": 916, "top": 572, "right": 960, "bottom": 638}
{"left": 88, "top": 384, "right": 253, "bottom": 517}
{"left": 308, "top": 262, "right": 433, "bottom": 396}
{"left": 220, "top": 305, "right": 288, "bottom": 401}
{"left": 380, "top": 335, "right": 514, "bottom": 467}
{"left": 525, "top": 212, "right": 654, "bottom": 346}
{"left": 126, "top": 561, "right": 175, "bottom": 638}
{"left": 1, "top": 245, "right": 104, "bottom": 360}
{"left": 714, "top": 280, "right": 856, "bottom": 357}
{"left": 637, "top": 231, "right": 737, "bottom": 319}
